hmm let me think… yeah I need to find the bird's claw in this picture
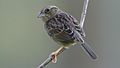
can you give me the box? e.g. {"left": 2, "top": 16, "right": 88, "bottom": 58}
{"left": 50, "top": 52, "right": 58, "bottom": 63}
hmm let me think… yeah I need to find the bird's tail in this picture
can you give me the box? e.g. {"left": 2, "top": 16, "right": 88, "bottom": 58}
{"left": 75, "top": 30, "right": 98, "bottom": 60}
{"left": 80, "top": 41, "right": 98, "bottom": 60}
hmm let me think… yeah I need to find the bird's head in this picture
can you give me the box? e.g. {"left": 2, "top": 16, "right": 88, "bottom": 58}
{"left": 37, "top": 5, "right": 60, "bottom": 22}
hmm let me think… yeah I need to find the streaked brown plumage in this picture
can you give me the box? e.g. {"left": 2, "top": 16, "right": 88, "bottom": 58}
{"left": 37, "top": 5, "right": 97, "bottom": 63}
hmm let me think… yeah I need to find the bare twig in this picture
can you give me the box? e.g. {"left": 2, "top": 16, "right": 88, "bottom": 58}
{"left": 79, "top": 0, "right": 89, "bottom": 28}
{"left": 37, "top": 47, "right": 66, "bottom": 68}
{"left": 37, "top": 0, "right": 90, "bottom": 68}
{"left": 37, "top": 56, "right": 52, "bottom": 68}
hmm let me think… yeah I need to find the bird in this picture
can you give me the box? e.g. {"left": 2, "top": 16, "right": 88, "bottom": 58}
{"left": 37, "top": 5, "right": 98, "bottom": 63}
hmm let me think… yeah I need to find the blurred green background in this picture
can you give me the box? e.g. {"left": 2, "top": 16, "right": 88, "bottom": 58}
{"left": 0, "top": 0, "right": 120, "bottom": 68}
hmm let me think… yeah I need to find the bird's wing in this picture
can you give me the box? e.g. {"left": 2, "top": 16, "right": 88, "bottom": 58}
{"left": 57, "top": 12, "right": 85, "bottom": 37}
{"left": 56, "top": 13, "right": 79, "bottom": 29}
{"left": 57, "top": 13, "right": 98, "bottom": 60}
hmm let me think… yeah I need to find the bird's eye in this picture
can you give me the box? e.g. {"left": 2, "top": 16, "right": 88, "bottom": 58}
{"left": 44, "top": 8, "right": 50, "bottom": 13}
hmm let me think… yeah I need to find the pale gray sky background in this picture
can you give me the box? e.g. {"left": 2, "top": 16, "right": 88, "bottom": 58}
{"left": 0, "top": 0, "right": 120, "bottom": 68}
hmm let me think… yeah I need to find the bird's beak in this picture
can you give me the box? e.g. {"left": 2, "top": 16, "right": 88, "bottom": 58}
{"left": 37, "top": 12, "right": 44, "bottom": 18}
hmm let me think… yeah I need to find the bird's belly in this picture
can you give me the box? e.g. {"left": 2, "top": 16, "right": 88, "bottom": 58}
{"left": 48, "top": 29, "right": 75, "bottom": 46}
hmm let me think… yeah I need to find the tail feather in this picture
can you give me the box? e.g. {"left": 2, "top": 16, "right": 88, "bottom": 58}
{"left": 75, "top": 30, "right": 98, "bottom": 60}
{"left": 81, "top": 41, "right": 98, "bottom": 60}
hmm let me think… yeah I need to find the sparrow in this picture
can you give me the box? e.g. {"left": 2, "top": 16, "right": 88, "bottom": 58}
{"left": 37, "top": 5, "right": 98, "bottom": 63}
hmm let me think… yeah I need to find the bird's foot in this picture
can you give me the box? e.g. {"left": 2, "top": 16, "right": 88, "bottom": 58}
{"left": 50, "top": 52, "right": 58, "bottom": 63}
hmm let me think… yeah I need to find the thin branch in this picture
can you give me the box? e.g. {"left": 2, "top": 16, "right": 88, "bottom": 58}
{"left": 79, "top": 0, "right": 89, "bottom": 28}
{"left": 37, "top": 56, "right": 52, "bottom": 68}
{"left": 37, "top": 47, "right": 66, "bottom": 68}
